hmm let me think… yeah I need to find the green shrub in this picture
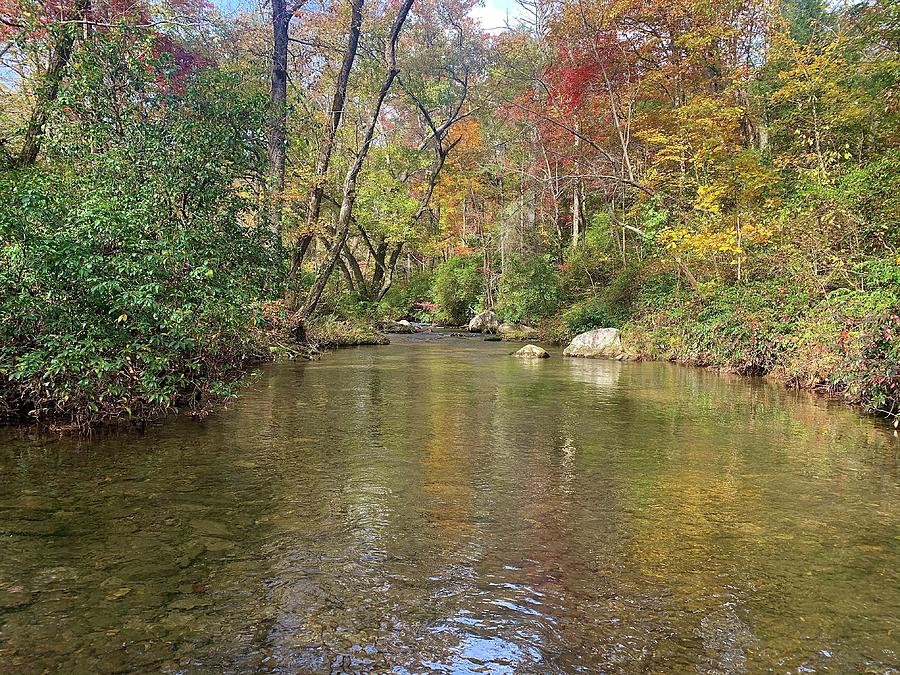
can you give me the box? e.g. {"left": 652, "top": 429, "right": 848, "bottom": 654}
{"left": 624, "top": 277, "right": 813, "bottom": 374}
{"left": 496, "top": 255, "right": 561, "bottom": 324}
{"left": 0, "top": 41, "right": 276, "bottom": 427}
{"left": 562, "top": 297, "right": 623, "bottom": 335}
{"left": 784, "top": 267, "right": 900, "bottom": 416}
{"left": 838, "top": 151, "right": 900, "bottom": 243}
{"left": 559, "top": 220, "right": 617, "bottom": 302}
{"left": 306, "top": 315, "right": 388, "bottom": 348}
{"left": 433, "top": 256, "right": 484, "bottom": 325}
{"left": 377, "top": 271, "right": 435, "bottom": 321}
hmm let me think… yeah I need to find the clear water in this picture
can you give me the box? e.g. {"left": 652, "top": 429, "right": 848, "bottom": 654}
{"left": 1, "top": 335, "right": 898, "bottom": 673}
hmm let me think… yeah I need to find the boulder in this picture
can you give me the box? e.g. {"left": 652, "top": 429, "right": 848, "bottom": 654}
{"left": 513, "top": 344, "right": 550, "bottom": 359}
{"left": 468, "top": 310, "right": 499, "bottom": 334}
{"left": 498, "top": 322, "right": 540, "bottom": 338}
{"left": 563, "top": 328, "right": 623, "bottom": 358}
{"left": 382, "top": 320, "right": 418, "bottom": 334}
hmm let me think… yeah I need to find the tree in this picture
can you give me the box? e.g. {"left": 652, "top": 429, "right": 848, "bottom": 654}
{"left": 291, "top": 0, "right": 416, "bottom": 336}
{"left": 285, "top": 0, "right": 364, "bottom": 299}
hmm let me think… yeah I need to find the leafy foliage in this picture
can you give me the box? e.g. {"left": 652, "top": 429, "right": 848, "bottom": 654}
{"left": 496, "top": 255, "right": 561, "bottom": 325}
{"left": 432, "top": 255, "right": 484, "bottom": 325}
{"left": 378, "top": 271, "right": 435, "bottom": 321}
{"left": 0, "top": 36, "right": 276, "bottom": 427}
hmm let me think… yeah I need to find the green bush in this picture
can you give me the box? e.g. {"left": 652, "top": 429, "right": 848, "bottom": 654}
{"left": 433, "top": 256, "right": 484, "bottom": 325}
{"left": 838, "top": 151, "right": 900, "bottom": 243}
{"left": 0, "top": 39, "right": 276, "bottom": 427}
{"left": 784, "top": 263, "right": 900, "bottom": 416}
{"left": 622, "top": 276, "right": 813, "bottom": 372}
{"left": 377, "top": 271, "right": 435, "bottom": 321}
{"left": 562, "top": 297, "right": 623, "bottom": 335}
{"left": 306, "top": 315, "right": 388, "bottom": 348}
{"left": 559, "top": 220, "right": 617, "bottom": 303}
{"left": 496, "top": 255, "right": 561, "bottom": 324}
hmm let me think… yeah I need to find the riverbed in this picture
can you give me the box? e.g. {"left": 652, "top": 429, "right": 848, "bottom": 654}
{"left": 1, "top": 335, "right": 898, "bottom": 673}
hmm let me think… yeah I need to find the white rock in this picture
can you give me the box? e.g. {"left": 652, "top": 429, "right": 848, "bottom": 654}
{"left": 513, "top": 344, "right": 550, "bottom": 358}
{"left": 563, "top": 328, "right": 623, "bottom": 358}
{"left": 468, "top": 310, "right": 499, "bottom": 333}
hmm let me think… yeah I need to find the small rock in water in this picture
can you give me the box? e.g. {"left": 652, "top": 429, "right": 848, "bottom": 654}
{"left": 498, "top": 322, "right": 540, "bottom": 339}
{"left": 189, "top": 518, "right": 234, "bottom": 540}
{"left": 382, "top": 320, "right": 418, "bottom": 334}
{"left": 177, "top": 541, "right": 206, "bottom": 568}
{"left": 0, "top": 585, "right": 34, "bottom": 610}
{"left": 513, "top": 344, "right": 550, "bottom": 359}
{"left": 105, "top": 587, "right": 132, "bottom": 602}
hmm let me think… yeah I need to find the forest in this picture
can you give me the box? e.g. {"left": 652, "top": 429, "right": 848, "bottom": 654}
{"left": 1, "top": 0, "right": 898, "bottom": 428}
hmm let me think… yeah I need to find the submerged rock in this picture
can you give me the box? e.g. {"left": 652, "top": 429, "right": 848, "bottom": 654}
{"left": 498, "top": 322, "right": 540, "bottom": 339}
{"left": 189, "top": 518, "right": 234, "bottom": 540}
{"left": 0, "top": 585, "right": 34, "bottom": 610}
{"left": 563, "top": 328, "right": 623, "bottom": 358}
{"left": 514, "top": 344, "right": 550, "bottom": 359}
{"left": 468, "top": 310, "right": 498, "bottom": 334}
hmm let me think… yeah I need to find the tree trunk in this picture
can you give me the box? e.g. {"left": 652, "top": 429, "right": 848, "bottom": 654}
{"left": 374, "top": 243, "right": 403, "bottom": 301}
{"left": 571, "top": 182, "right": 584, "bottom": 249}
{"left": 370, "top": 239, "right": 389, "bottom": 292}
{"left": 342, "top": 243, "right": 367, "bottom": 293}
{"left": 286, "top": 0, "right": 364, "bottom": 301}
{"left": 267, "top": 0, "right": 290, "bottom": 238}
{"left": 292, "top": 0, "right": 415, "bottom": 335}
{"left": 17, "top": 0, "right": 89, "bottom": 168}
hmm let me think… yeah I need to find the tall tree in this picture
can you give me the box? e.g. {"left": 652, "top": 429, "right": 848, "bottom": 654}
{"left": 10, "top": 0, "right": 88, "bottom": 167}
{"left": 291, "top": 0, "right": 416, "bottom": 335}
{"left": 267, "top": 0, "right": 307, "bottom": 237}
{"left": 286, "top": 0, "right": 364, "bottom": 302}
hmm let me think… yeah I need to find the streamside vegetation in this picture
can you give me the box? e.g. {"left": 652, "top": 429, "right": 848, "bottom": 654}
{"left": 1, "top": 0, "right": 897, "bottom": 427}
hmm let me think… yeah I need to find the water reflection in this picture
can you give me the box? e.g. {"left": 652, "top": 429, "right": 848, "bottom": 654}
{"left": 0, "top": 335, "right": 898, "bottom": 673}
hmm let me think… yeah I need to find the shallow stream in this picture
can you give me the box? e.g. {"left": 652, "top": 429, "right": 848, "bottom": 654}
{"left": 1, "top": 335, "right": 898, "bottom": 672}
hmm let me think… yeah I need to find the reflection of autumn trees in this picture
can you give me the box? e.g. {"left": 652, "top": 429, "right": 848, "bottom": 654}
{"left": 2, "top": 344, "right": 895, "bottom": 670}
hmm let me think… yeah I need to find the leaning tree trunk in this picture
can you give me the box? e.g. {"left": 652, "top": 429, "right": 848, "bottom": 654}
{"left": 374, "top": 243, "right": 404, "bottom": 302}
{"left": 17, "top": 0, "right": 89, "bottom": 168}
{"left": 286, "top": 0, "right": 364, "bottom": 303}
{"left": 291, "top": 0, "right": 415, "bottom": 336}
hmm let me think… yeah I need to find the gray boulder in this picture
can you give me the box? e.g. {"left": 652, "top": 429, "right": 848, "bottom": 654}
{"left": 563, "top": 328, "right": 623, "bottom": 358}
{"left": 513, "top": 344, "right": 550, "bottom": 359}
{"left": 468, "top": 310, "right": 499, "bottom": 333}
{"left": 382, "top": 320, "right": 417, "bottom": 334}
{"left": 498, "top": 322, "right": 540, "bottom": 338}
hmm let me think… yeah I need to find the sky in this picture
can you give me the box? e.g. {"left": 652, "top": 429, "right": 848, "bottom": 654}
{"left": 469, "top": 0, "right": 524, "bottom": 33}
{"left": 215, "top": 0, "right": 524, "bottom": 33}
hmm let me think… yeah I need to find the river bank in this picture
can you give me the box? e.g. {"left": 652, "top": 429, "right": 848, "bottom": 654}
{"left": 614, "top": 286, "right": 900, "bottom": 428}
{"left": 2, "top": 260, "right": 897, "bottom": 435}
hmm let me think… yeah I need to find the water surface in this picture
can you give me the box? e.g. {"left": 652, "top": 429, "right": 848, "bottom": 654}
{"left": 1, "top": 335, "right": 898, "bottom": 673}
